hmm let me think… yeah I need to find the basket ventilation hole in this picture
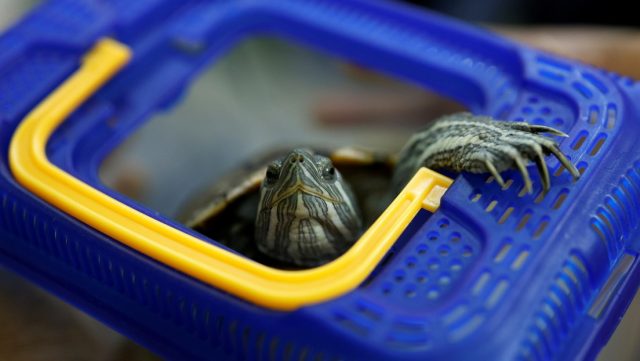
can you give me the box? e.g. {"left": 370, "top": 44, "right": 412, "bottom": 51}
{"left": 594, "top": 212, "right": 615, "bottom": 246}
{"left": 511, "top": 248, "right": 530, "bottom": 270}
{"left": 416, "top": 243, "right": 428, "bottom": 255}
{"left": 439, "top": 275, "right": 452, "bottom": 285}
{"left": 533, "top": 217, "right": 550, "bottom": 239}
{"left": 438, "top": 245, "right": 450, "bottom": 256}
{"left": 269, "top": 337, "right": 280, "bottom": 361}
{"left": 485, "top": 279, "right": 509, "bottom": 308}
{"left": 552, "top": 190, "right": 569, "bottom": 210}
{"left": 518, "top": 185, "right": 529, "bottom": 198}
{"left": 589, "top": 134, "right": 606, "bottom": 156}
{"left": 382, "top": 283, "right": 392, "bottom": 295}
{"left": 552, "top": 117, "right": 564, "bottom": 127}
{"left": 255, "top": 333, "right": 266, "bottom": 360}
{"left": 498, "top": 207, "right": 515, "bottom": 224}
{"left": 494, "top": 240, "right": 513, "bottom": 263}
{"left": 606, "top": 104, "right": 616, "bottom": 129}
{"left": 588, "top": 106, "right": 599, "bottom": 124}
{"left": 577, "top": 162, "right": 588, "bottom": 175}
{"left": 416, "top": 271, "right": 428, "bottom": 283}
{"left": 450, "top": 260, "right": 463, "bottom": 272}
{"left": 472, "top": 271, "right": 491, "bottom": 295}
{"left": 571, "top": 132, "right": 588, "bottom": 150}
{"left": 427, "top": 288, "right": 440, "bottom": 300}
{"left": 517, "top": 211, "right": 533, "bottom": 231}
{"left": 405, "top": 257, "right": 417, "bottom": 268}
{"left": 501, "top": 179, "right": 514, "bottom": 190}
{"left": 532, "top": 117, "right": 545, "bottom": 125}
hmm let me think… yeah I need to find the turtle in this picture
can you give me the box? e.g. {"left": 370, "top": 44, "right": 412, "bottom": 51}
{"left": 178, "top": 112, "right": 580, "bottom": 268}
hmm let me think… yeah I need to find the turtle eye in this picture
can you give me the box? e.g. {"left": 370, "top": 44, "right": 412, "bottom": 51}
{"left": 265, "top": 164, "right": 281, "bottom": 183}
{"left": 322, "top": 165, "right": 336, "bottom": 181}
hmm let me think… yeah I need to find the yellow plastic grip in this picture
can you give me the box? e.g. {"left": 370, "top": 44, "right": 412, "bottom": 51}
{"left": 9, "top": 38, "right": 453, "bottom": 310}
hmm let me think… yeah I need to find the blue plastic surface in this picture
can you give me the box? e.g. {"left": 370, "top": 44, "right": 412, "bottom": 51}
{"left": 2, "top": 1, "right": 640, "bottom": 360}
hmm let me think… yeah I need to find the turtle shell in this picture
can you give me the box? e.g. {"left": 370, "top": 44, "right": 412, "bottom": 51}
{"left": 176, "top": 147, "right": 394, "bottom": 267}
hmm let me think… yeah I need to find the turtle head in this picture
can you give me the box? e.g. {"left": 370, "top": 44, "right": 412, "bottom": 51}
{"left": 255, "top": 148, "right": 362, "bottom": 266}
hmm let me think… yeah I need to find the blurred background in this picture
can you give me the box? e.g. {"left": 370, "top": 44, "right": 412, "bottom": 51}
{"left": 2, "top": 0, "right": 640, "bottom": 360}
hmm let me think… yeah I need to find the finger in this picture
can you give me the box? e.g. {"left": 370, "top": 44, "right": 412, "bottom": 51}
{"left": 484, "top": 159, "right": 506, "bottom": 187}
{"left": 511, "top": 152, "right": 533, "bottom": 194}
{"left": 533, "top": 147, "right": 551, "bottom": 191}
{"left": 501, "top": 121, "right": 569, "bottom": 138}
{"left": 547, "top": 144, "right": 581, "bottom": 179}
{"left": 527, "top": 124, "right": 569, "bottom": 137}
{"left": 502, "top": 137, "right": 550, "bottom": 191}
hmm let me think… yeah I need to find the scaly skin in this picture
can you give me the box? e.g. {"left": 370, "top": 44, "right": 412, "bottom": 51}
{"left": 256, "top": 113, "right": 580, "bottom": 266}
{"left": 393, "top": 112, "right": 580, "bottom": 193}
{"left": 255, "top": 149, "right": 362, "bottom": 267}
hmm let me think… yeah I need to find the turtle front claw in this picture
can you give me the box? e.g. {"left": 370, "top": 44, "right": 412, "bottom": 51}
{"left": 394, "top": 112, "right": 580, "bottom": 193}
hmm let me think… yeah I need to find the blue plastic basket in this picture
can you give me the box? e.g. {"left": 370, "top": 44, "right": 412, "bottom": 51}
{"left": 2, "top": 1, "right": 640, "bottom": 360}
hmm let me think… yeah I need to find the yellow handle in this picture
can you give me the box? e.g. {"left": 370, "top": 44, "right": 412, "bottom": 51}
{"left": 9, "top": 38, "right": 453, "bottom": 310}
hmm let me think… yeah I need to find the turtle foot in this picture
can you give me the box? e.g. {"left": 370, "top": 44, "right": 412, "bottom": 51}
{"left": 399, "top": 113, "right": 581, "bottom": 193}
